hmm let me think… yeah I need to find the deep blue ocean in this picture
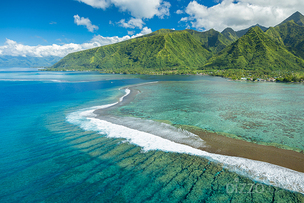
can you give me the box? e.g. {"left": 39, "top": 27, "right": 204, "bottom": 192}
{"left": 0, "top": 68, "right": 303, "bottom": 202}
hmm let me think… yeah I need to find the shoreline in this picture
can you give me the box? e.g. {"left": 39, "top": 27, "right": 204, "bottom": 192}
{"left": 182, "top": 125, "right": 304, "bottom": 173}
{"left": 41, "top": 69, "right": 304, "bottom": 83}
{"left": 93, "top": 84, "right": 304, "bottom": 173}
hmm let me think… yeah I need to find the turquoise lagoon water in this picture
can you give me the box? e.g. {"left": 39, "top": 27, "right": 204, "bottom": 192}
{"left": 116, "top": 79, "right": 304, "bottom": 152}
{"left": 0, "top": 69, "right": 303, "bottom": 202}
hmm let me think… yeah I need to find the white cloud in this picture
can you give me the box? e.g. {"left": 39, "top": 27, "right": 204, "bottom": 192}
{"left": 154, "top": 1, "right": 170, "bottom": 19}
{"left": 179, "top": 17, "right": 188, "bottom": 22}
{"left": 128, "top": 30, "right": 135, "bottom": 35}
{"left": 73, "top": 15, "right": 99, "bottom": 32}
{"left": 77, "top": 0, "right": 110, "bottom": 9}
{"left": 78, "top": 0, "right": 170, "bottom": 19}
{"left": 90, "top": 27, "right": 152, "bottom": 47}
{"left": 137, "top": 26, "right": 152, "bottom": 35}
{"left": 0, "top": 39, "right": 84, "bottom": 57}
{"left": 240, "top": 0, "right": 304, "bottom": 8}
{"left": 118, "top": 18, "right": 145, "bottom": 29}
{"left": 184, "top": 0, "right": 304, "bottom": 31}
{"left": 0, "top": 27, "right": 152, "bottom": 58}
{"left": 176, "top": 9, "right": 183, "bottom": 14}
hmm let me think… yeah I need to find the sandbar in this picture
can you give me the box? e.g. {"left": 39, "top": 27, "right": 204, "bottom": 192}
{"left": 93, "top": 85, "right": 304, "bottom": 173}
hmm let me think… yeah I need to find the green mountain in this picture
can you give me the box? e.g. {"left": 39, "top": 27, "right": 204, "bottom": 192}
{"left": 143, "top": 28, "right": 175, "bottom": 37}
{"left": 278, "top": 11, "right": 304, "bottom": 26}
{"left": 145, "top": 28, "right": 236, "bottom": 54}
{"left": 50, "top": 30, "right": 211, "bottom": 74}
{"left": 185, "top": 29, "right": 235, "bottom": 53}
{"left": 236, "top": 24, "right": 268, "bottom": 37}
{"left": 49, "top": 27, "right": 238, "bottom": 73}
{"left": 267, "top": 20, "right": 304, "bottom": 59}
{"left": 48, "top": 11, "right": 304, "bottom": 79}
{"left": 221, "top": 27, "right": 239, "bottom": 42}
{"left": 204, "top": 26, "right": 304, "bottom": 71}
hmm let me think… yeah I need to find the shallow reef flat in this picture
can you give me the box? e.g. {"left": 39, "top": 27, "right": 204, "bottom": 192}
{"left": 2, "top": 121, "right": 303, "bottom": 202}
{"left": 1, "top": 73, "right": 303, "bottom": 202}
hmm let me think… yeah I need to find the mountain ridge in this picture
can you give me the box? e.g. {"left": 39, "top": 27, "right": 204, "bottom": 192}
{"left": 204, "top": 26, "right": 304, "bottom": 71}
{"left": 235, "top": 24, "right": 268, "bottom": 38}
{"left": 278, "top": 11, "right": 304, "bottom": 26}
{"left": 221, "top": 27, "right": 239, "bottom": 42}
{"left": 50, "top": 30, "right": 212, "bottom": 74}
{"left": 46, "top": 11, "right": 304, "bottom": 81}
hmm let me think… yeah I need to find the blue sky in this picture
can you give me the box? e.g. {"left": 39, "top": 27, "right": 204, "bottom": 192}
{"left": 0, "top": 0, "right": 216, "bottom": 46}
{"left": 0, "top": 0, "right": 303, "bottom": 58}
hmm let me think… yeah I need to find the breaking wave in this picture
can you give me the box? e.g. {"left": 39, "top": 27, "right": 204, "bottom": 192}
{"left": 66, "top": 88, "right": 304, "bottom": 194}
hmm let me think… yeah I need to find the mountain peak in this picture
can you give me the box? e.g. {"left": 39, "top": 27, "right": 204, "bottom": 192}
{"left": 241, "top": 26, "right": 267, "bottom": 41}
{"left": 155, "top": 29, "right": 175, "bottom": 34}
{"left": 236, "top": 24, "right": 268, "bottom": 37}
{"left": 222, "top": 27, "right": 235, "bottom": 33}
{"left": 249, "top": 26, "right": 264, "bottom": 32}
{"left": 221, "top": 27, "right": 238, "bottom": 42}
{"left": 204, "top": 21, "right": 304, "bottom": 71}
{"left": 279, "top": 11, "right": 304, "bottom": 26}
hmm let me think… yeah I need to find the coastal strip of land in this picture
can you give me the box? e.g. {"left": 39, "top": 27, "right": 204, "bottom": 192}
{"left": 93, "top": 83, "right": 304, "bottom": 173}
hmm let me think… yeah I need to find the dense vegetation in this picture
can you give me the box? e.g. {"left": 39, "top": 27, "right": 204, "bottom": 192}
{"left": 47, "top": 31, "right": 213, "bottom": 74}
{"left": 266, "top": 20, "right": 304, "bottom": 59}
{"left": 45, "top": 12, "right": 304, "bottom": 82}
{"left": 221, "top": 28, "right": 239, "bottom": 42}
{"left": 186, "top": 29, "right": 234, "bottom": 53}
{"left": 204, "top": 69, "right": 304, "bottom": 82}
{"left": 235, "top": 24, "right": 268, "bottom": 38}
{"left": 204, "top": 26, "right": 304, "bottom": 72}
{"left": 279, "top": 11, "right": 304, "bottom": 26}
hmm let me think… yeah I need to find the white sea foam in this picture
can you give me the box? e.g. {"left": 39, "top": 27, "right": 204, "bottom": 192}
{"left": 67, "top": 88, "right": 130, "bottom": 119}
{"left": 119, "top": 89, "right": 130, "bottom": 102}
{"left": 118, "top": 81, "right": 158, "bottom": 90}
{"left": 66, "top": 89, "right": 304, "bottom": 194}
{"left": 102, "top": 116, "right": 206, "bottom": 149}
{"left": 50, "top": 80, "right": 69, "bottom": 82}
